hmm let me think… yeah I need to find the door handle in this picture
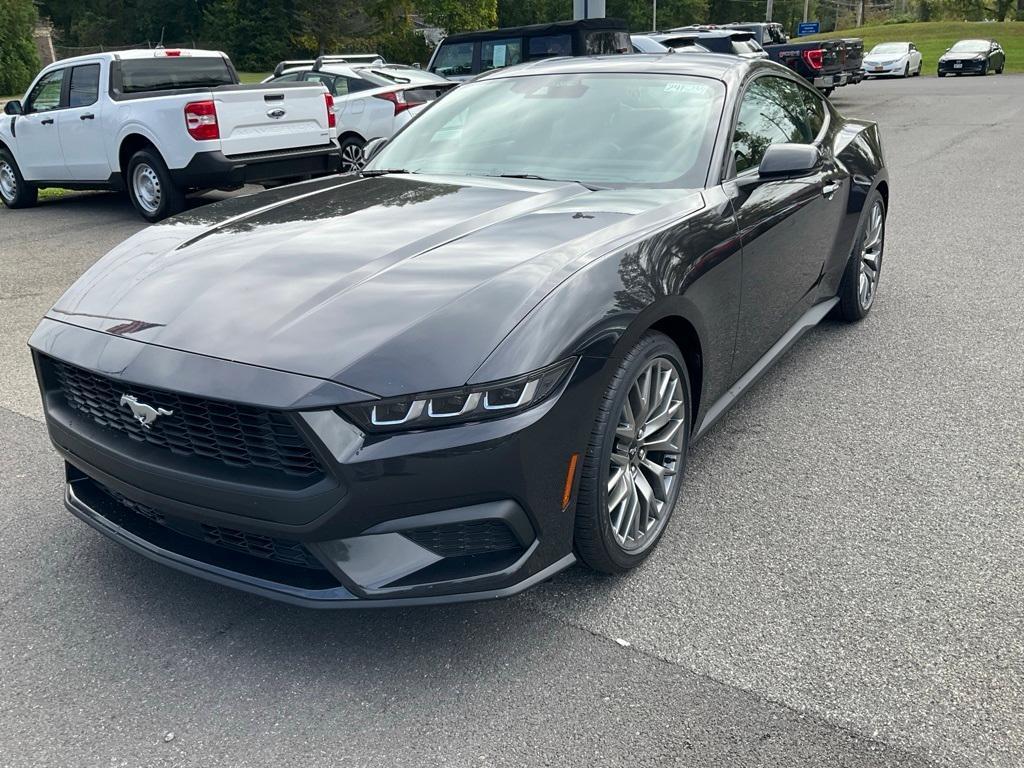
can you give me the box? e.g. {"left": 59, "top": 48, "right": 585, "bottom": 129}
{"left": 80, "top": 113, "right": 95, "bottom": 120}
{"left": 822, "top": 181, "right": 841, "bottom": 199}
{"left": 40, "top": 118, "right": 54, "bottom": 125}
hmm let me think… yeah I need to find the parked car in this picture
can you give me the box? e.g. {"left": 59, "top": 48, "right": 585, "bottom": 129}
{"left": 0, "top": 48, "right": 339, "bottom": 220}
{"left": 651, "top": 29, "right": 768, "bottom": 58}
{"left": 265, "top": 56, "right": 457, "bottom": 172}
{"left": 427, "top": 17, "right": 631, "bottom": 81}
{"left": 862, "top": 42, "right": 922, "bottom": 78}
{"left": 937, "top": 39, "right": 1005, "bottom": 76}
{"left": 30, "top": 54, "right": 888, "bottom": 608}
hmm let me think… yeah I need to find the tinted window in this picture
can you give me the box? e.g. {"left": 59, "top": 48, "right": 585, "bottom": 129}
{"left": 26, "top": 69, "right": 65, "bottom": 113}
{"left": 527, "top": 34, "right": 572, "bottom": 58}
{"left": 302, "top": 72, "right": 340, "bottom": 94}
{"left": 273, "top": 73, "right": 301, "bottom": 82}
{"left": 69, "top": 64, "right": 100, "bottom": 108}
{"left": 432, "top": 42, "right": 474, "bottom": 78}
{"left": 733, "top": 76, "right": 822, "bottom": 174}
{"left": 119, "top": 57, "right": 234, "bottom": 94}
{"left": 585, "top": 31, "right": 630, "bottom": 54}
{"left": 949, "top": 40, "right": 988, "bottom": 53}
{"left": 481, "top": 38, "right": 523, "bottom": 72}
{"left": 366, "top": 73, "right": 726, "bottom": 188}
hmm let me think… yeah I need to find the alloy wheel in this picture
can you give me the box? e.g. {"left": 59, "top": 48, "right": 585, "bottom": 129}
{"left": 606, "top": 357, "right": 686, "bottom": 552}
{"left": 132, "top": 163, "right": 162, "bottom": 215}
{"left": 858, "top": 199, "right": 884, "bottom": 310}
{"left": 340, "top": 143, "right": 364, "bottom": 173}
{"left": 0, "top": 160, "right": 16, "bottom": 203}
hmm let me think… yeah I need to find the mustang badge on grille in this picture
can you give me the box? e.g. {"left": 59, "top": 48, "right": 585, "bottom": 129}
{"left": 119, "top": 394, "right": 173, "bottom": 429}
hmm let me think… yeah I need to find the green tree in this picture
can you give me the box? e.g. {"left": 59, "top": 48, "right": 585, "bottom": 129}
{"left": 0, "top": 0, "right": 39, "bottom": 96}
{"left": 418, "top": 0, "right": 497, "bottom": 33}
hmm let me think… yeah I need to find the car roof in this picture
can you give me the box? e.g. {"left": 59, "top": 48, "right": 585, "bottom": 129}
{"left": 654, "top": 29, "right": 753, "bottom": 40}
{"left": 39, "top": 48, "right": 226, "bottom": 68}
{"left": 440, "top": 17, "right": 628, "bottom": 44}
{"left": 472, "top": 51, "right": 772, "bottom": 84}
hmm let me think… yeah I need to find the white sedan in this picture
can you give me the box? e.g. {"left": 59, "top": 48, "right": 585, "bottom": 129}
{"left": 862, "top": 42, "right": 923, "bottom": 78}
{"left": 266, "top": 60, "right": 456, "bottom": 172}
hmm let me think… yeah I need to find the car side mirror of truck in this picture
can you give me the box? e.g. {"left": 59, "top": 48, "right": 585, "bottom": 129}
{"left": 758, "top": 143, "right": 822, "bottom": 180}
{"left": 4, "top": 100, "right": 23, "bottom": 116}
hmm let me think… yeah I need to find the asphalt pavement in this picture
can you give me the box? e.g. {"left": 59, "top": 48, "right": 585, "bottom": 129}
{"left": 1, "top": 74, "right": 1022, "bottom": 768}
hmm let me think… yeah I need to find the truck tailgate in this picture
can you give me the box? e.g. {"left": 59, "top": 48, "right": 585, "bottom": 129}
{"left": 214, "top": 83, "right": 332, "bottom": 156}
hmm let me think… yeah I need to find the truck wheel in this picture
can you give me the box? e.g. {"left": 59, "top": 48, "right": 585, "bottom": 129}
{"left": 0, "top": 150, "right": 38, "bottom": 209}
{"left": 821, "top": 87, "right": 835, "bottom": 97}
{"left": 126, "top": 149, "right": 184, "bottom": 222}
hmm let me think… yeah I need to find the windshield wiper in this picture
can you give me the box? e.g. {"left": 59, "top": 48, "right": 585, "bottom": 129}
{"left": 488, "top": 173, "right": 603, "bottom": 191}
{"left": 360, "top": 169, "right": 412, "bottom": 177}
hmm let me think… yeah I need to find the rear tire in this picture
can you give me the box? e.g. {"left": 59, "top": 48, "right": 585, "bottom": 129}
{"left": 338, "top": 136, "right": 366, "bottom": 174}
{"left": 574, "top": 332, "right": 690, "bottom": 574}
{"left": 836, "top": 190, "right": 886, "bottom": 323}
{"left": 126, "top": 149, "right": 184, "bottom": 222}
{"left": 0, "top": 149, "right": 38, "bottom": 209}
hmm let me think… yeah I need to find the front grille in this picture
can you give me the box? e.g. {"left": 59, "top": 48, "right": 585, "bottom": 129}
{"left": 50, "top": 359, "right": 322, "bottom": 479}
{"left": 403, "top": 520, "right": 521, "bottom": 558}
{"left": 101, "top": 485, "right": 325, "bottom": 571}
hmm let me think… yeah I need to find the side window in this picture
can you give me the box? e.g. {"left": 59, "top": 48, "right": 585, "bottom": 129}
{"left": 795, "top": 83, "right": 826, "bottom": 138}
{"left": 432, "top": 42, "right": 474, "bottom": 77}
{"left": 732, "top": 76, "right": 820, "bottom": 174}
{"left": 272, "top": 73, "right": 301, "bottom": 82}
{"left": 69, "top": 64, "right": 101, "bottom": 108}
{"left": 302, "top": 72, "right": 339, "bottom": 94}
{"left": 345, "top": 77, "right": 376, "bottom": 94}
{"left": 526, "top": 34, "right": 572, "bottom": 59}
{"left": 585, "top": 31, "right": 630, "bottom": 54}
{"left": 481, "top": 38, "right": 522, "bottom": 72}
{"left": 25, "top": 69, "right": 65, "bottom": 113}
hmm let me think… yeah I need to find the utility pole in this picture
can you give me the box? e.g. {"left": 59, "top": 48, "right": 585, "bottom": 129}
{"left": 766, "top": 0, "right": 774, "bottom": 21}
{"left": 653, "top": 0, "right": 657, "bottom": 31}
{"left": 856, "top": 0, "right": 864, "bottom": 25}
{"left": 803, "top": 0, "right": 810, "bottom": 22}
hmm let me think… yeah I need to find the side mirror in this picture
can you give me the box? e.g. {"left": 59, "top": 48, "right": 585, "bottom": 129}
{"left": 4, "top": 100, "right": 23, "bottom": 116}
{"left": 362, "top": 137, "right": 389, "bottom": 164}
{"left": 758, "top": 143, "right": 822, "bottom": 179}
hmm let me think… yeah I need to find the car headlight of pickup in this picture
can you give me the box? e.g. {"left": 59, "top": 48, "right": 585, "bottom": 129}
{"left": 340, "top": 358, "right": 577, "bottom": 433}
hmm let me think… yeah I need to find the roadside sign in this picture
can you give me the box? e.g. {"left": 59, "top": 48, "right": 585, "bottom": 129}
{"left": 797, "top": 21, "right": 820, "bottom": 36}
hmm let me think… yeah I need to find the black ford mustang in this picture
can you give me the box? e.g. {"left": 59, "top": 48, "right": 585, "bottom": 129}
{"left": 30, "top": 54, "right": 888, "bottom": 607}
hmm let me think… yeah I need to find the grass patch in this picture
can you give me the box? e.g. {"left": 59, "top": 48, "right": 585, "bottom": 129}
{"left": 37, "top": 188, "right": 70, "bottom": 201}
{"left": 804, "top": 21, "right": 1024, "bottom": 74}
{"left": 237, "top": 71, "right": 271, "bottom": 84}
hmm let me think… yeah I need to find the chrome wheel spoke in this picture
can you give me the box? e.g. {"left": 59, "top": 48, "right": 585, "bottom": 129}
{"left": 857, "top": 200, "right": 885, "bottom": 311}
{"left": 606, "top": 355, "right": 686, "bottom": 551}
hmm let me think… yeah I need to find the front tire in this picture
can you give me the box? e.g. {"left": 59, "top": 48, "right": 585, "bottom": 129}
{"left": 903, "top": 63, "right": 910, "bottom": 77}
{"left": 126, "top": 149, "right": 184, "bottom": 222}
{"left": 836, "top": 191, "right": 886, "bottom": 322}
{"left": 0, "top": 150, "right": 38, "bottom": 209}
{"left": 574, "top": 332, "right": 690, "bottom": 574}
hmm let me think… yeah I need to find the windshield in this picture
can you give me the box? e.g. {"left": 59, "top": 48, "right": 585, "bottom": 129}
{"left": 950, "top": 40, "right": 989, "bottom": 53}
{"left": 119, "top": 57, "right": 235, "bottom": 93}
{"left": 870, "top": 43, "right": 909, "bottom": 55}
{"left": 365, "top": 73, "right": 725, "bottom": 188}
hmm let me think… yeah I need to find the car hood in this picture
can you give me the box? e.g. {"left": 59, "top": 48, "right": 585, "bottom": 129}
{"left": 49, "top": 174, "right": 700, "bottom": 397}
{"left": 940, "top": 53, "right": 984, "bottom": 61}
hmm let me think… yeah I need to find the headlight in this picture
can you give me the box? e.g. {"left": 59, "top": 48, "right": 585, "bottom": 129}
{"left": 340, "top": 358, "right": 577, "bottom": 433}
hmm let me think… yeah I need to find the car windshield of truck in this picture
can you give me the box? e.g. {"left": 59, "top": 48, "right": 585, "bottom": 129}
{"left": 871, "top": 43, "right": 909, "bottom": 54}
{"left": 731, "top": 37, "right": 764, "bottom": 54}
{"left": 432, "top": 42, "right": 473, "bottom": 78}
{"left": 949, "top": 40, "right": 988, "bottom": 53}
{"left": 365, "top": 72, "right": 725, "bottom": 188}
{"left": 120, "top": 57, "right": 235, "bottom": 94}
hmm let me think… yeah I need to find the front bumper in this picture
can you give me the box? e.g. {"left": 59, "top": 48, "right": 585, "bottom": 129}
{"left": 938, "top": 59, "right": 986, "bottom": 74}
{"left": 31, "top": 320, "right": 603, "bottom": 607}
{"left": 171, "top": 142, "right": 341, "bottom": 190}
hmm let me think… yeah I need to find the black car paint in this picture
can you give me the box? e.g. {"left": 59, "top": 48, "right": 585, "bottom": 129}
{"left": 937, "top": 40, "right": 1005, "bottom": 75}
{"left": 30, "top": 55, "right": 888, "bottom": 606}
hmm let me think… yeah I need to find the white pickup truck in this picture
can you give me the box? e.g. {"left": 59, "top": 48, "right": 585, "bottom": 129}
{"left": 0, "top": 48, "right": 340, "bottom": 220}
